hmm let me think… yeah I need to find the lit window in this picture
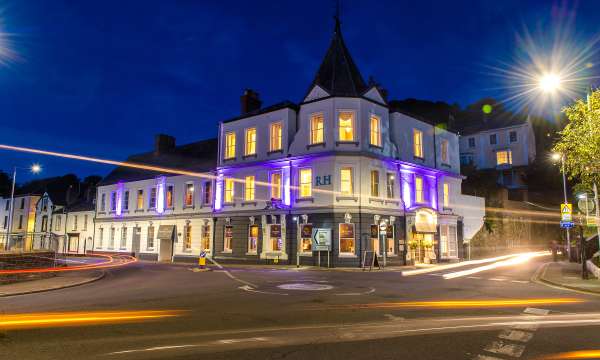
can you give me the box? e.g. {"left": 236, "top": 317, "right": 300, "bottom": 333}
{"left": 299, "top": 168, "right": 312, "bottom": 197}
{"left": 338, "top": 111, "right": 354, "bottom": 141}
{"left": 443, "top": 183, "right": 450, "bottom": 207}
{"left": 386, "top": 173, "right": 395, "bottom": 199}
{"left": 248, "top": 225, "right": 259, "bottom": 253}
{"left": 203, "top": 182, "right": 212, "bottom": 205}
{"left": 245, "top": 128, "right": 256, "bottom": 156}
{"left": 245, "top": 176, "right": 255, "bottom": 201}
{"left": 201, "top": 224, "right": 210, "bottom": 251}
{"left": 413, "top": 129, "right": 423, "bottom": 158}
{"left": 339, "top": 223, "right": 355, "bottom": 254}
{"left": 370, "top": 170, "right": 379, "bottom": 197}
{"left": 415, "top": 176, "right": 424, "bottom": 203}
{"left": 270, "top": 172, "right": 282, "bottom": 200}
{"left": 370, "top": 115, "right": 381, "bottom": 146}
{"left": 270, "top": 224, "right": 282, "bottom": 251}
{"left": 300, "top": 224, "right": 312, "bottom": 253}
{"left": 496, "top": 150, "right": 512, "bottom": 165}
{"left": 340, "top": 167, "right": 353, "bottom": 195}
{"left": 441, "top": 139, "right": 449, "bottom": 164}
{"left": 224, "top": 178, "right": 235, "bottom": 203}
{"left": 184, "top": 224, "right": 192, "bottom": 250}
{"left": 166, "top": 185, "right": 174, "bottom": 208}
{"left": 185, "top": 183, "right": 194, "bottom": 207}
{"left": 310, "top": 113, "right": 324, "bottom": 144}
{"left": 224, "top": 226, "right": 233, "bottom": 252}
{"left": 270, "top": 122, "right": 282, "bottom": 151}
{"left": 136, "top": 190, "right": 144, "bottom": 210}
{"left": 225, "top": 132, "right": 236, "bottom": 159}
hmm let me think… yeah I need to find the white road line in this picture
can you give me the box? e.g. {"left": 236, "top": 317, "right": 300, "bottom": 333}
{"left": 511, "top": 280, "right": 529, "bottom": 284}
{"left": 523, "top": 308, "right": 550, "bottom": 316}
{"left": 489, "top": 278, "right": 506, "bottom": 282}
{"left": 467, "top": 276, "right": 482, "bottom": 279}
{"left": 484, "top": 340, "right": 525, "bottom": 358}
{"left": 238, "top": 285, "right": 288, "bottom": 296}
{"left": 498, "top": 329, "right": 534, "bottom": 343}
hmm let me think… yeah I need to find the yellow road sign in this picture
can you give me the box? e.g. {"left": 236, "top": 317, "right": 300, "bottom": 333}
{"left": 561, "top": 203, "right": 573, "bottom": 222}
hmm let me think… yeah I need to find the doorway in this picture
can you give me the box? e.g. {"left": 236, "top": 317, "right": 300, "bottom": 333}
{"left": 132, "top": 227, "right": 141, "bottom": 257}
{"left": 411, "top": 233, "right": 434, "bottom": 263}
{"left": 68, "top": 235, "right": 79, "bottom": 254}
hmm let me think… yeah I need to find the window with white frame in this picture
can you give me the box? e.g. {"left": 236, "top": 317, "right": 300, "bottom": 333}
{"left": 120, "top": 227, "right": 127, "bottom": 248}
{"left": 370, "top": 170, "right": 379, "bottom": 197}
{"left": 100, "top": 193, "right": 106, "bottom": 212}
{"left": 270, "top": 171, "right": 282, "bottom": 200}
{"left": 338, "top": 111, "right": 354, "bottom": 141}
{"left": 201, "top": 224, "right": 210, "bottom": 251}
{"left": 386, "top": 173, "right": 395, "bottom": 199}
{"left": 147, "top": 226, "right": 155, "bottom": 250}
{"left": 415, "top": 176, "right": 424, "bottom": 203}
{"left": 370, "top": 115, "right": 381, "bottom": 146}
{"left": 224, "top": 132, "right": 236, "bottom": 159}
{"left": 123, "top": 190, "right": 129, "bottom": 210}
{"left": 245, "top": 128, "right": 257, "bottom": 156}
{"left": 98, "top": 228, "right": 104, "bottom": 248}
{"left": 340, "top": 167, "right": 353, "bottom": 195}
{"left": 339, "top": 223, "right": 355, "bottom": 255}
{"left": 110, "top": 191, "right": 117, "bottom": 211}
{"left": 184, "top": 223, "right": 192, "bottom": 250}
{"left": 166, "top": 185, "right": 174, "bottom": 208}
{"left": 413, "top": 129, "right": 423, "bottom": 158}
{"left": 299, "top": 168, "right": 312, "bottom": 197}
{"left": 440, "top": 224, "right": 458, "bottom": 258}
{"left": 310, "top": 113, "right": 324, "bottom": 144}
{"left": 496, "top": 150, "right": 512, "bottom": 165}
{"left": 443, "top": 183, "right": 450, "bottom": 208}
{"left": 270, "top": 122, "right": 282, "bottom": 152}
{"left": 136, "top": 190, "right": 143, "bottom": 210}
{"left": 224, "top": 226, "right": 233, "bottom": 252}
{"left": 41, "top": 215, "right": 48, "bottom": 232}
{"left": 244, "top": 175, "right": 255, "bottom": 201}
{"left": 185, "top": 183, "right": 194, "bottom": 207}
{"left": 203, "top": 182, "right": 212, "bottom": 205}
{"left": 248, "top": 224, "right": 259, "bottom": 253}
{"left": 224, "top": 178, "right": 235, "bottom": 203}
{"left": 83, "top": 215, "right": 88, "bottom": 231}
{"left": 72, "top": 215, "right": 78, "bottom": 231}
{"left": 441, "top": 139, "right": 449, "bottom": 164}
{"left": 149, "top": 187, "right": 157, "bottom": 209}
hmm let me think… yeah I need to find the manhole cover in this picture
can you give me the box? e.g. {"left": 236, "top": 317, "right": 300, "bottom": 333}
{"left": 277, "top": 283, "right": 333, "bottom": 291}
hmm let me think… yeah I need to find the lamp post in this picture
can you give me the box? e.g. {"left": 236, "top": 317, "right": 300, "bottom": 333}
{"left": 4, "top": 164, "right": 42, "bottom": 250}
{"left": 552, "top": 152, "right": 571, "bottom": 260}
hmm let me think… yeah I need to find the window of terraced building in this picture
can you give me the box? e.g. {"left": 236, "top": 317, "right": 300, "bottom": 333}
{"left": 136, "top": 190, "right": 143, "bottom": 210}
{"left": 310, "top": 113, "right": 324, "bottom": 144}
{"left": 55, "top": 215, "right": 61, "bottom": 231}
{"left": 110, "top": 191, "right": 117, "bottom": 211}
{"left": 123, "top": 190, "right": 129, "bottom": 210}
{"left": 201, "top": 224, "right": 210, "bottom": 251}
{"left": 339, "top": 223, "right": 355, "bottom": 255}
{"left": 441, "top": 139, "right": 449, "bottom": 164}
{"left": 340, "top": 167, "right": 353, "bottom": 195}
{"left": 203, "top": 182, "right": 212, "bottom": 205}
{"left": 415, "top": 176, "right": 424, "bottom": 203}
{"left": 338, "top": 111, "right": 354, "bottom": 141}
{"left": 120, "top": 227, "right": 127, "bottom": 248}
{"left": 370, "top": 115, "right": 381, "bottom": 146}
{"left": 185, "top": 183, "right": 194, "bottom": 207}
{"left": 245, "top": 128, "right": 256, "bottom": 156}
{"left": 184, "top": 224, "right": 192, "bottom": 250}
{"left": 248, "top": 224, "right": 259, "bottom": 253}
{"left": 443, "top": 183, "right": 450, "bottom": 208}
{"left": 147, "top": 226, "right": 154, "bottom": 250}
{"left": 413, "top": 129, "right": 423, "bottom": 158}
{"left": 224, "top": 226, "right": 233, "bottom": 252}
{"left": 270, "top": 122, "right": 282, "bottom": 152}
{"left": 370, "top": 170, "right": 379, "bottom": 197}
{"left": 225, "top": 132, "right": 236, "bottom": 159}
{"left": 299, "top": 168, "right": 312, "bottom": 197}
{"left": 149, "top": 187, "right": 157, "bottom": 209}
{"left": 270, "top": 172, "right": 281, "bottom": 200}
{"left": 245, "top": 176, "right": 255, "bottom": 201}
{"left": 224, "top": 178, "right": 235, "bottom": 203}
{"left": 166, "top": 185, "right": 174, "bottom": 208}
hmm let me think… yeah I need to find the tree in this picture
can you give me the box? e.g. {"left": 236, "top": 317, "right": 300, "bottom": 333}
{"left": 0, "top": 170, "right": 12, "bottom": 197}
{"left": 553, "top": 89, "right": 600, "bottom": 189}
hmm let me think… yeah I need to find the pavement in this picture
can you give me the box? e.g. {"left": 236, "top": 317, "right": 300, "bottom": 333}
{"left": 2, "top": 254, "right": 600, "bottom": 359}
{"left": 0, "top": 270, "right": 105, "bottom": 297}
{"left": 536, "top": 260, "right": 600, "bottom": 294}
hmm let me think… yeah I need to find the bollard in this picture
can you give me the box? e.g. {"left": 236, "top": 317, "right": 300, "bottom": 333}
{"left": 198, "top": 251, "right": 207, "bottom": 269}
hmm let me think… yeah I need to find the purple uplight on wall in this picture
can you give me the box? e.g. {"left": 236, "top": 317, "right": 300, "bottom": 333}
{"left": 156, "top": 176, "right": 166, "bottom": 214}
{"left": 115, "top": 182, "right": 124, "bottom": 216}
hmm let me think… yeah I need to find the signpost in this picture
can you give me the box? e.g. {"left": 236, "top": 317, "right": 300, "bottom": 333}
{"left": 312, "top": 228, "right": 331, "bottom": 268}
{"left": 561, "top": 203, "right": 573, "bottom": 222}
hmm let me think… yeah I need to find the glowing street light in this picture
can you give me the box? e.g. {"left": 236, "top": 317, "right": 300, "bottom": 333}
{"left": 31, "top": 163, "right": 42, "bottom": 174}
{"left": 539, "top": 73, "right": 562, "bottom": 93}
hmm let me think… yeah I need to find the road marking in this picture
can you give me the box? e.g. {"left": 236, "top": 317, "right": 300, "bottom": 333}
{"left": 238, "top": 285, "right": 288, "bottom": 296}
{"left": 277, "top": 283, "right": 333, "bottom": 291}
{"left": 467, "top": 276, "right": 482, "bottom": 279}
{"left": 474, "top": 355, "right": 504, "bottom": 360}
{"left": 523, "top": 308, "right": 550, "bottom": 316}
{"left": 498, "top": 329, "right": 534, "bottom": 343}
{"left": 489, "top": 278, "right": 506, "bottom": 282}
{"left": 511, "top": 280, "right": 529, "bottom": 284}
{"left": 334, "top": 288, "right": 376, "bottom": 296}
{"left": 484, "top": 340, "right": 525, "bottom": 358}
{"left": 108, "top": 337, "right": 268, "bottom": 355}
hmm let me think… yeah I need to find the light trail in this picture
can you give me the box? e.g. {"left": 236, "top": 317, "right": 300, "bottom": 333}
{"left": 0, "top": 254, "right": 136, "bottom": 274}
{"left": 442, "top": 251, "right": 549, "bottom": 279}
{"left": 310, "top": 298, "right": 583, "bottom": 311}
{"left": 401, "top": 253, "right": 530, "bottom": 276}
{"left": 0, "top": 310, "right": 185, "bottom": 330}
{"left": 541, "top": 350, "right": 600, "bottom": 359}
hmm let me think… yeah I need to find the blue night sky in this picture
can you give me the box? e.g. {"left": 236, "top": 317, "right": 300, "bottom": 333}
{"left": 0, "top": 0, "right": 598, "bottom": 182}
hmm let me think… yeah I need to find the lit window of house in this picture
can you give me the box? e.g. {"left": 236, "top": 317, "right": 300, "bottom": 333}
{"left": 441, "top": 139, "right": 449, "bottom": 164}
{"left": 370, "top": 115, "right": 381, "bottom": 146}
{"left": 415, "top": 176, "right": 424, "bottom": 203}
{"left": 123, "top": 190, "right": 129, "bottom": 210}
{"left": 440, "top": 224, "right": 458, "bottom": 258}
{"left": 203, "top": 182, "right": 212, "bottom": 205}
{"left": 443, "top": 183, "right": 450, "bottom": 207}
{"left": 225, "top": 132, "right": 236, "bottom": 159}
{"left": 224, "top": 225, "right": 233, "bottom": 252}
{"left": 166, "top": 185, "right": 174, "bottom": 208}
{"left": 248, "top": 225, "right": 259, "bottom": 253}
{"left": 270, "top": 122, "right": 282, "bottom": 152}
{"left": 245, "top": 176, "right": 255, "bottom": 201}
{"left": 386, "top": 173, "right": 395, "bottom": 199}
{"left": 224, "top": 178, "right": 235, "bottom": 203}
{"left": 496, "top": 150, "right": 512, "bottom": 165}
{"left": 120, "top": 227, "right": 127, "bottom": 248}
{"left": 184, "top": 224, "right": 192, "bottom": 250}
{"left": 136, "top": 190, "right": 143, "bottom": 210}
{"left": 310, "top": 113, "right": 324, "bottom": 144}
{"left": 185, "top": 183, "right": 194, "bottom": 207}
{"left": 340, "top": 167, "right": 353, "bottom": 195}
{"left": 413, "top": 129, "right": 423, "bottom": 158}
{"left": 245, "top": 128, "right": 257, "bottom": 156}
{"left": 370, "top": 170, "right": 379, "bottom": 197}
{"left": 147, "top": 226, "right": 154, "bottom": 250}
{"left": 201, "top": 224, "right": 210, "bottom": 251}
{"left": 339, "top": 223, "right": 355, "bottom": 255}
{"left": 149, "top": 187, "right": 157, "bottom": 209}
{"left": 338, "top": 111, "right": 354, "bottom": 141}
{"left": 270, "top": 172, "right": 282, "bottom": 200}
{"left": 299, "top": 168, "right": 312, "bottom": 197}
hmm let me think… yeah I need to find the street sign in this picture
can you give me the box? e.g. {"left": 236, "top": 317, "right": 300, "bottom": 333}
{"left": 561, "top": 203, "right": 573, "bottom": 222}
{"left": 311, "top": 228, "right": 331, "bottom": 251}
{"left": 560, "top": 220, "right": 575, "bottom": 229}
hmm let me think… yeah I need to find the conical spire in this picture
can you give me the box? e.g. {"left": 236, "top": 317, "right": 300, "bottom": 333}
{"left": 306, "top": 17, "right": 367, "bottom": 98}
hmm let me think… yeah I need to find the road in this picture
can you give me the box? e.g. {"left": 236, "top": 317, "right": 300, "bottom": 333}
{"left": 1, "top": 254, "right": 600, "bottom": 359}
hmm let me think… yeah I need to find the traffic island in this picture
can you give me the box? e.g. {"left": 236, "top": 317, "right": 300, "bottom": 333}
{"left": 0, "top": 270, "right": 105, "bottom": 297}
{"left": 537, "top": 261, "right": 600, "bottom": 294}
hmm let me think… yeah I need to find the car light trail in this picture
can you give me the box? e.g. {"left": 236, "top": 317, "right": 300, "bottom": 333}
{"left": 0, "top": 310, "right": 185, "bottom": 330}
{"left": 0, "top": 254, "right": 136, "bottom": 275}
{"left": 442, "top": 251, "right": 549, "bottom": 279}
{"left": 540, "top": 350, "right": 600, "bottom": 359}
{"left": 311, "top": 298, "right": 583, "bottom": 310}
{"left": 402, "top": 253, "right": 532, "bottom": 276}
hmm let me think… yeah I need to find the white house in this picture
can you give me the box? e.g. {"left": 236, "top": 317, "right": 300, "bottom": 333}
{"left": 1, "top": 194, "right": 41, "bottom": 250}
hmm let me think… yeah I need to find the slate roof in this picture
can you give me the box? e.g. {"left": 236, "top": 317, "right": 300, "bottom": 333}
{"left": 99, "top": 138, "right": 218, "bottom": 186}
{"left": 66, "top": 199, "right": 95, "bottom": 212}
{"left": 305, "top": 17, "right": 367, "bottom": 98}
{"left": 222, "top": 101, "right": 298, "bottom": 123}
{"left": 457, "top": 111, "right": 528, "bottom": 136}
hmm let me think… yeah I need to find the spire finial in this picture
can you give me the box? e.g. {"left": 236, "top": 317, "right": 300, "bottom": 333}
{"left": 334, "top": 0, "right": 341, "bottom": 32}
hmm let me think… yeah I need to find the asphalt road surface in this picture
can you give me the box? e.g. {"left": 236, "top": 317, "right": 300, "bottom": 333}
{"left": 1, "top": 255, "right": 600, "bottom": 360}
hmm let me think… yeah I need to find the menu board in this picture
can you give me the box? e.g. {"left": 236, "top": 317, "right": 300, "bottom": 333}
{"left": 370, "top": 225, "right": 378, "bottom": 238}
{"left": 300, "top": 224, "right": 313, "bottom": 239}
{"left": 224, "top": 225, "right": 233, "bottom": 238}
{"left": 270, "top": 224, "right": 281, "bottom": 238}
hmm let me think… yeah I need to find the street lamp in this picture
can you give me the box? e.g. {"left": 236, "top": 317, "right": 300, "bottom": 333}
{"left": 552, "top": 152, "right": 572, "bottom": 259}
{"left": 539, "top": 73, "right": 562, "bottom": 93}
{"left": 4, "top": 163, "right": 42, "bottom": 250}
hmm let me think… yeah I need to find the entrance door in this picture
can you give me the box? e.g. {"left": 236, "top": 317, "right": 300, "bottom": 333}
{"left": 158, "top": 237, "right": 173, "bottom": 262}
{"left": 411, "top": 233, "right": 434, "bottom": 263}
{"left": 132, "top": 227, "right": 141, "bottom": 257}
{"left": 68, "top": 235, "right": 79, "bottom": 253}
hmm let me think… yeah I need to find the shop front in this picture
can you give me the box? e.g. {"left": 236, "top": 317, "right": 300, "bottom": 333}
{"left": 406, "top": 208, "right": 438, "bottom": 264}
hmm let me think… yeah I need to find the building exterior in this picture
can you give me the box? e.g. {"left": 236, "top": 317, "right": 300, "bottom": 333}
{"left": 50, "top": 200, "right": 96, "bottom": 254}
{"left": 1, "top": 194, "right": 41, "bottom": 250}
{"left": 458, "top": 115, "right": 536, "bottom": 189}
{"left": 93, "top": 136, "right": 217, "bottom": 262}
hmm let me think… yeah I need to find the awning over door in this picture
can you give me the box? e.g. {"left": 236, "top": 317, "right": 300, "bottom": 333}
{"left": 157, "top": 225, "right": 175, "bottom": 240}
{"left": 414, "top": 208, "right": 438, "bottom": 233}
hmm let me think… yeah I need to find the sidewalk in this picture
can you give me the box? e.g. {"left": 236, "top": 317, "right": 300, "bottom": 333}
{"left": 0, "top": 270, "right": 105, "bottom": 297}
{"left": 537, "top": 261, "right": 600, "bottom": 294}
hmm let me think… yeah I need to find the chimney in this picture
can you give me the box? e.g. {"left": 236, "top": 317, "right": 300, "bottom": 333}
{"left": 240, "top": 89, "right": 262, "bottom": 114}
{"left": 154, "top": 134, "right": 176, "bottom": 155}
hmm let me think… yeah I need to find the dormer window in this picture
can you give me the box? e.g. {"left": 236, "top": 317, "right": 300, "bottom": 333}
{"left": 338, "top": 111, "right": 354, "bottom": 141}
{"left": 245, "top": 128, "right": 257, "bottom": 156}
{"left": 370, "top": 115, "right": 381, "bottom": 147}
{"left": 225, "top": 132, "right": 236, "bottom": 159}
{"left": 270, "top": 122, "right": 282, "bottom": 152}
{"left": 310, "top": 113, "right": 324, "bottom": 144}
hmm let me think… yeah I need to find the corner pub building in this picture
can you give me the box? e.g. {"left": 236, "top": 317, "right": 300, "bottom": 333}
{"left": 94, "top": 19, "right": 484, "bottom": 266}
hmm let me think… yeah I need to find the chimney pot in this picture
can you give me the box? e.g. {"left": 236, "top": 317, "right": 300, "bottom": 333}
{"left": 155, "top": 134, "right": 176, "bottom": 155}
